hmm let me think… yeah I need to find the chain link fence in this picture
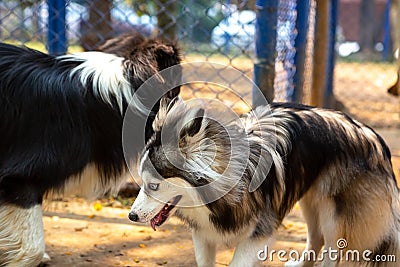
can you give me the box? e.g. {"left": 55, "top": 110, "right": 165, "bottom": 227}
{"left": 0, "top": 0, "right": 399, "bottom": 128}
{"left": 0, "top": 0, "right": 302, "bottom": 111}
{"left": 334, "top": 0, "right": 399, "bottom": 128}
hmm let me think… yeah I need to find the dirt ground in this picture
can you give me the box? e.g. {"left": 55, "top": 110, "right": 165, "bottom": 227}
{"left": 333, "top": 62, "right": 400, "bottom": 128}
{"left": 42, "top": 134, "right": 400, "bottom": 267}
{"left": 41, "top": 61, "right": 400, "bottom": 266}
{"left": 42, "top": 199, "right": 308, "bottom": 267}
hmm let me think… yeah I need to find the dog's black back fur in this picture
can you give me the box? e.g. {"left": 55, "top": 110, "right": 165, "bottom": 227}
{"left": 0, "top": 35, "right": 181, "bottom": 208}
{"left": 0, "top": 44, "right": 90, "bottom": 206}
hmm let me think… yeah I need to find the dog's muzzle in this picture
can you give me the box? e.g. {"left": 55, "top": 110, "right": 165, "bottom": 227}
{"left": 128, "top": 212, "right": 139, "bottom": 222}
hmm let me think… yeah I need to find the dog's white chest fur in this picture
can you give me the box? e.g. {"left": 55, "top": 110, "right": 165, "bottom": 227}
{"left": 177, "top": 206, "right": 254, "bottom": 246}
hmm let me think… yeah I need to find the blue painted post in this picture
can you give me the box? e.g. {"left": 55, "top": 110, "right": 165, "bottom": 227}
{"left": 47, "top": 0, "right": 67, "bottom": 55}
{"left": 224, "top": 0, "right": 231, "bottom": 53}
{"left": 290, "top": 0, "right": 310, "bottom": 102}
{"left": 252, "top": 0, "right": 278, "bottom": 106}
{"left": 324, "top": 0, "right": 338, "bottom": 108}
{"left": 383, "top": 0, "right": 391, "bottom": 61}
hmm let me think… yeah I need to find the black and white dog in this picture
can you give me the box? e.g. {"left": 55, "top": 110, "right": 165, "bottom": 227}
{"left": 130, "top": 98, "right": 400, "bottom": 266}
{"left": 0, "top": 34, "right": 180, "bottom": 266}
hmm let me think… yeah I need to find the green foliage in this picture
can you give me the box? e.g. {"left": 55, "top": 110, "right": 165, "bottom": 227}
{"left": 16, "top": 0, "right": 40, "bottom": 9}
{"left": 131, "top": 0, "right": 155, "bottom": 17}
{"left": 179, "top": 0, "right": 224, "bottom": 43}
{"left": 127, "top": 0, "right": 223, "bottom": 42}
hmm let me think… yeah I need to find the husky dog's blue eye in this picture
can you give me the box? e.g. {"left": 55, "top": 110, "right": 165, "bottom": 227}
{"left": 148, "top": 183, "right": 159, "bottom": 191}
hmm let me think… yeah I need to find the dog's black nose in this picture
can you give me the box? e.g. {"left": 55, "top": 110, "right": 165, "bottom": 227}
{"left": 128, "top": 212, "right": 139, "bottom": 222}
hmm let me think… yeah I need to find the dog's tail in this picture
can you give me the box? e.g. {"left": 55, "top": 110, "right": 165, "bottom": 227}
{"left": 368, "top": 193, "right": 400, "bottom": 267}
{"left": 368, "top": 237, "right": 400, "bottom": 266}
{"left": 388, "top": 72, "right": 399, "bottom": 96}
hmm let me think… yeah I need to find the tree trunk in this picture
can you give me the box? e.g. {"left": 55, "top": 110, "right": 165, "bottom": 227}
{"left": 391, "top": 0, "right": 400, "bottom": 54}
{"left": 156, "top": 0, "right": 176, "bottom": 42}
{"left": 388, "top": 0, "right": 400, "bottom": 108}
{"left": 311, "top": 0, "right": 329, "bottom": 107}
{"left": 80, "top": 0, "right": 113, "bottom": 51}
{"left": 359, "top": 0, "right": 375, "bottom": 54}
{"left": 31, "top": 4, "right": 41, "bottom": 41}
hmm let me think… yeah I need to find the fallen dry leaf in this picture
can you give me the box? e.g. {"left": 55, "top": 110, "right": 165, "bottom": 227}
{"left": 143, "top": 235, "right": 152, "bottom": 241}
{"left": 93, "top": 202, "right": 102, "bottom": 211}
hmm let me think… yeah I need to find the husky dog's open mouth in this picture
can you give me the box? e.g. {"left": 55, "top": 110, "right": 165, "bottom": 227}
{"left": 150, "top": 195, "right": 182, "bottom": 231}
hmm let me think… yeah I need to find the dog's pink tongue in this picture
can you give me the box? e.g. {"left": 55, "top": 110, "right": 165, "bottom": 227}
{"left": 150, "top": 219, "right": 157, "bottom": 231}
{"left": 150, "top": 212, "right": 163, "bottom": 231}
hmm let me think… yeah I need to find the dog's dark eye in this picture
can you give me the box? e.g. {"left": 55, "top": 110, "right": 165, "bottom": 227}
{"left": 148, "top": 183, "right": 159, "bottom": 191}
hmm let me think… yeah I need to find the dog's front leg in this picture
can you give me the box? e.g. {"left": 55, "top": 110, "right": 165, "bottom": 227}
{"left": 229, "top": 238, "right": 268, "bottom": 267}
{"left": 192, "top": 230, "right": 216, "bottom": 267}
{"left": 0, "top": 204, "right": 46, "bottom": 267}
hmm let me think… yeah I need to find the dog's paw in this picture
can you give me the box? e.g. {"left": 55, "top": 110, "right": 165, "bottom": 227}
{"left": 38, "top": 252, "right": 51, "bottom": 266}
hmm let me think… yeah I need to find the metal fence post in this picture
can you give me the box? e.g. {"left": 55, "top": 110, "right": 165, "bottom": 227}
{"left": 324, "top": 0, "right": 338, "bottom": 108}
{"left": 252, "top": 0, "right": 278, "bottom": 106}
{"left": 383, "top": 0, "right": 391, "bottom": 61}
{"left": 47, "top": 0, "right": 67, "bottom": 55}
{"left": 291, "top": 0, "right": 310, "bottom": 103}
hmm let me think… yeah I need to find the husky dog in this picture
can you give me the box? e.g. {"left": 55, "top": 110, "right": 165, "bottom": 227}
{"left": 129, "top": 98, "right": 400, "bottom": 267}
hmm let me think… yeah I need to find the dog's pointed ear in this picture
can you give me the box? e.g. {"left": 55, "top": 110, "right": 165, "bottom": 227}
{"left": 160, "top": 96, "right": 181, "bottom": 113}
{"left": 153, "top": 96, "right": 181, "bottom": 132}
{"left": 180, "top": 108, "right": 205, "bottom": 138}
{"left": 159, "top": 96, "right": 173, "bottom": 111}
{"left": 154, "top": 43, "right": 175, "bottom": 56}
